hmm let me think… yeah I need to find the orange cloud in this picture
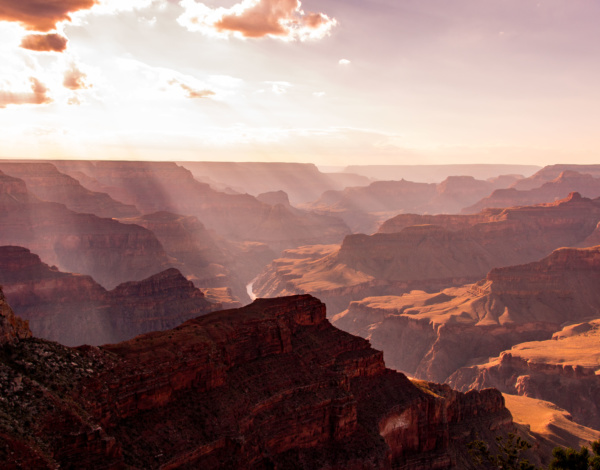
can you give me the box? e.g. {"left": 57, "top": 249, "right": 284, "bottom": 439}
{"left": 0, "top": 0, "right": 97, "bottom": 31}
{"left": 0, "top": 77, "right": 52, "bottom": 108}
{"left": 178, "top": 0, "right": 336, "bottom": 41}
{"left": 169, "top": 78, "right": 214, "bottom": 99}
{"left": 20, "top": 33, "right": 68, "bottom": 52}
{"left": 63, "top": 64, "right": 91, "bottom": 90}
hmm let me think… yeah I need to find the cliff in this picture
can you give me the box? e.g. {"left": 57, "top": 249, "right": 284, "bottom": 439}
{"left": 449, "top": 320, "right": 600, "bottom": 430}
{"left": 0, "top": 171, "right": 171, "bottom": 289}
{"left": 0, "top": 293, "right": 514, "bottom": 469}
{"left": 0, "top": 246, "right": 217, "bottom": 346}
{"left": 179, "top": 161, "right": 370, "bottom": 205}
{"left": 301, "top": 175, "right": 511, "bottom": 234}
{"left": 463, "top": 170, "right": 600, "bottom": 213}
{"left": 512, "top": 164, "right": 600, "bottom": 191}
{"left": 255, "top": 193, "right": 600, "bottom": 316}
{"left": 0, "top": 162, "right": 140, "bottom": 218}
{"left": 52, "top": 160, "right": 351, "bottom": 251}
{"left": 332, "top": 245, "right": 600, "bottom": 384}
{"left": 0, "top": 288, "right": 31, "bottom": 344}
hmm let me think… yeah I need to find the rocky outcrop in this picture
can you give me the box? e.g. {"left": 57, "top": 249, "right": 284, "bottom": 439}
{"left": 463, "top": 170, "right": 600, "bottom": 213}
{"left": 0, "top": 161, "right": 140, "bottom": 218}
{"left": 332, "top": 245, "right": 600, "bottom": 384}
{"left": 0, "top": 289, "right": 31, "bottom": 344}
{"left": 301, "top": 175, "right": 514, "bottom": 234}
{"left": 179, "top": 161, "right": 370, "bottom": 205}
{"left": 255, "top": 194, "right": 600, "bottom": 316}
{"left": 0, "top": 294, "right": 514, "bottom": 469}
{"left": 449, "top": 319, "right": 600, "bottom": 430}
{"left": 0, "top": 246, "right": 217, "bottom": 345}
{"left": 512, "top": 164, "right": 600, "bottom": 191}
{"left": 52, "top": 160, "right": 351, "bottom": 251}
{"left": 0, "top": 171, "right": 171, "bottom": 288}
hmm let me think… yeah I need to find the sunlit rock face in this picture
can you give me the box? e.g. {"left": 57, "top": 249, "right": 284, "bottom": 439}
{"left": 0, "top": 294, "right": 513, "bottom": 469}
{"left": 0, "top": 162, "right": 140, "bottom": 218}
{"left": 463, "top": 170, "right": 600, "bottom": 213}
{"left": 0, "top": 170, "right": 171, "bottom": 289}
{"left": 333, "top": 245, "right": 600, "bottom": 385}
{"left": 450, "top": 319, "right": 600, "bottom": 430}
{"left": 51, "top": 160, "right": 351, "bottom": 251}
{"left": 255, "top": 193, "right": 600, "bottom": 316}
{"left": 0, "top": 246, "right": 217, "bottom": 345}
{"left": 179, "top": 161, "right": 370, "bottom": 205}
{"left": 0, "top": 286, "right": 31, "bottom": 345}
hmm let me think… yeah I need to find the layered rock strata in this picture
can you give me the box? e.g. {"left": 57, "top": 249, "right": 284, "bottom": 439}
{"left": 0, "top": 246, "right": 217, "bottom": 345}
{"left": 0, "top": 170, "right": 170, "bottom": 288}
{"left": 332, "top": 245, "right": 600, "bottom": 385}
{"left": 0, "top": 294, "right": 514, "bottom": 469}
{"left": 255, "top": 193, "right": 600, "bottom": 316}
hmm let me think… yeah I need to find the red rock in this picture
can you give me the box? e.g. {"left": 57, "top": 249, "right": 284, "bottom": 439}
{"left": 0, "top": 293, "right": 514, "bottom": 469}
{"left": 0, "top": 287, "right": 31, "bottom": 344}
{"left": 0, "top": 246, "right": 217, "bottom": 345}
{"left": 0, "top": 171, "right": 171, "bottom": 289}
{"left": 255, "top": 193, "right": 600, "bottom": 317}
{"left": 332, "top": 244, "right": 600, "bottom": 387}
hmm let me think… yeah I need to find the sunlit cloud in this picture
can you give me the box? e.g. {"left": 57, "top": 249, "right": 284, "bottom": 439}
{"left": 338, "top": 58, "right": 350, "bottom": 65}
{"left": 168, "top": 78, "right": 215, "bottom": 99}
{"left": 177, "top": 0, "right": 337, "bottom": 41}
{"left": 20, "top": 33, "right": 68, "bottom": 52}
{"left": 0, "top": 77, "right": 52, "bottom": 108}
{"left": 0, "top": 0, "right": 97, "bottom": 32}
{"left": 63, "top": 63, "right": 91, "bottom": 90}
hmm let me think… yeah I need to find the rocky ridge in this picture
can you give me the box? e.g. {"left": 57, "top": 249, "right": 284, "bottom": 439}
{"left": 0, "top": 293, "right": 515, "bottom": 469}
{"left": 0, "top": 246, "right": 217, "bottom": 346}
{"left": 255, "top": 193, "right": 600, "bottom": 316}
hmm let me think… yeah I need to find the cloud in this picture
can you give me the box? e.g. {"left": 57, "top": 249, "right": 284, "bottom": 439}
{"left": 63, "top": 64, "right": 91, "bottom": 90}
{"left": 178, "top": 0, "right": 337, "bottom": 41}
{"left": 0, "top": 0, "right": 97, "bottom": 32}
{"left": 0, "top": 77, "right": 52, "bottom": 108}
{"left": 266, "top": 80, "right": 292, "bottom": 94}
{"left": 168, "top": 78, "right": 214, "bottom": 99}
{"left": 338, "top": 58, "right": 350, "bottom": 65}
{"left": 20, "top": 33, "right": 68, "bottom": 52}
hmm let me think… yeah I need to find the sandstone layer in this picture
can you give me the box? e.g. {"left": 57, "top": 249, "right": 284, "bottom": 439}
{"left": 0, "top": 170, "right": 170, "bottom": 289}
{"left": 255, "top": 193, "right": 600, "bottom": 316}
{"left": 332, "top": 245, "right": 600, "bottom": 385}
{"left": 449, "top": 319, "right": 600, "bottom": 430}
{"left": 0, "top": 293, "right": 514, "bottom": 469}
{"left": 512, "top": 164, "right": 600, "bottom": 191}
{"left": 0, "top": 246, "right": 217, "bottom": 346}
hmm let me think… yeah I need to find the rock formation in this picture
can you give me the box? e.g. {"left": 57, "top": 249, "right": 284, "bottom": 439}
{"left": 449, "top": 319, "right": 600, "bottom": 430}
{"left": 255, "top": 193, "right": 600, "bottom": 316}
{"left": 0, "top": 288, "right": 31, "bottom": 345}
{"left": 0, "top": 246, "right": 217, "bottom": 345}
{"left": 463, "top": 170, "right": 600, "bottom": 213}
{"left": 0, "top": 170, "right": 171, "bottom": 289}
{"left": 0, "top": 161, "right": 140, "bottom": 218}
{"left": 52, "top": 160, "right": 351, "bottom": 251}
{"left": 302, "top": 175, "right": 515, "bottom": 234}
{"left": 332, "top": 244, "right": 600, "bottom": 385}
{"left": 179, "top": 161, "right": 370, "bottom": 205}
{"left": 512, "top": 164, "right": 600, "bottom": 191}
{"left": 0, "top": 293, "right": 515, "bottom": 469}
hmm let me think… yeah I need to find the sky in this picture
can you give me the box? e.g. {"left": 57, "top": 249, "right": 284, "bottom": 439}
{"left": 0, "top": 0, "right": 599, "bottom": 166}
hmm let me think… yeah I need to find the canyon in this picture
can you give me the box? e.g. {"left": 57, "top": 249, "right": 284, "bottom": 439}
{"left": 0, "top": 245, "right": 218, "bottom": 346}
{"left": 255, "top": 192, "right": 600, "bottom": 316}
{"left": 1, "top": 292, "right": 517, "bottom": 469}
